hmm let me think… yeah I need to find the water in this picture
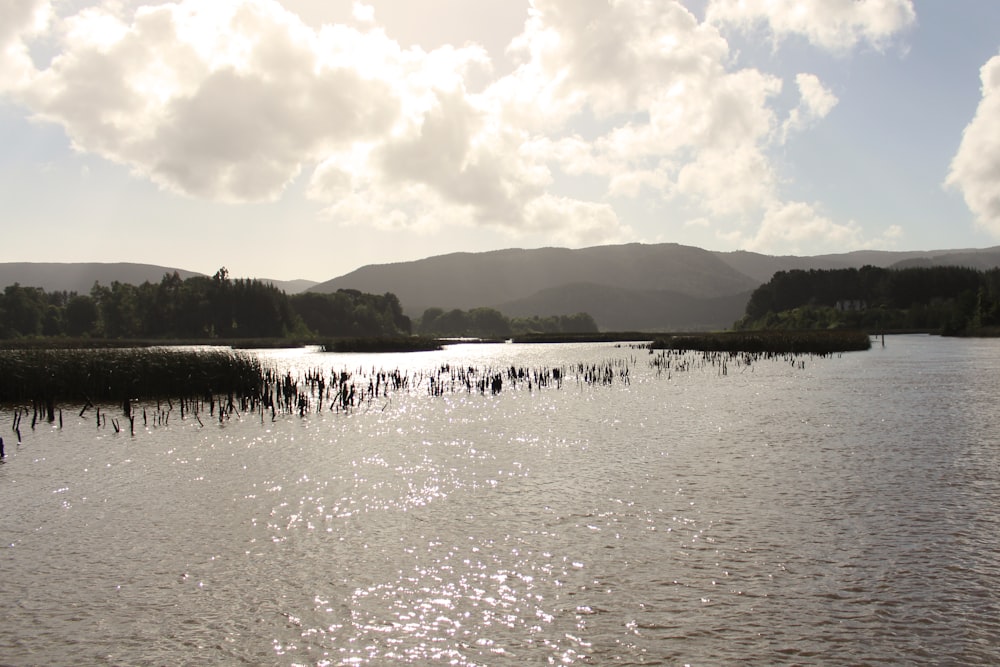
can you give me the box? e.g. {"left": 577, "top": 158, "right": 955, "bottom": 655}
{"left": 1, "top": 336, "right": 998, "bottom": 665}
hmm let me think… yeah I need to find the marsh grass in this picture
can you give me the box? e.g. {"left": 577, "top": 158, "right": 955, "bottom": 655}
{"left": 322, "top": 336, "right": 443, "bottom": 353}
{"left": 0, "top": 347, "right": 267, "bottom": 404}
{"left": 510, "top": 332, "right": 652, "bottom": 344}
{"left": 650, "top": 330, "right": 872, "bottom": 354}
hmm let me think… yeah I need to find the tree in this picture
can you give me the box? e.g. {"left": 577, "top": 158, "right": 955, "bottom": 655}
{"left": 468, "top": 307, "right": 510, "bottom": 337}
{"left": 418, "top": 307, "right": 445, "bottom": 334}
{"left": 64, "top": 294, "right": 99, "bottom": 336}
{"left": 1, "top": 283, "right": 46, "bottom": 337}
{"left": 93, "top": 281, "right": 141, "bottom": 338}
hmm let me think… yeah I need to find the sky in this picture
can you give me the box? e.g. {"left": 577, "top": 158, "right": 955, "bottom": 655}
{"left": 1, "top": 0, "right": 999, "bottom": 282}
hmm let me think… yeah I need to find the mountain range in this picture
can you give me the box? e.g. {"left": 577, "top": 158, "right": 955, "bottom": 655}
{"left": 0, "top": 263, "right": 315, "bottom": 297}
{"left": 308, "top": 243, "right": 1000, "bottom": 330}
{"left": 5, "top": 243, "right": 1000, "bottom": 331}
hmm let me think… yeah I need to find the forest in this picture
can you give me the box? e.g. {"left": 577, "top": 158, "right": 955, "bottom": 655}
{"left": 736, "top": 265, "right": 1000, "bottom": 334}
{"left": 416, "top": 307, "right": 598, "bottom": 338}
{"left": 0, "top": 268, "right": 411, "bottom": 340}
{"left": 0, "top": 268, "right": 601, "bottom": 341}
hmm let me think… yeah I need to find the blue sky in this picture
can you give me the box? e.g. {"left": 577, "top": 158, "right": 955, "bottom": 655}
{"left": 1, "top": 0, "right": 999, "bottom": 282}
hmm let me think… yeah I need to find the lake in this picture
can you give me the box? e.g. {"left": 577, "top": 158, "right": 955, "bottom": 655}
{"left": 1, "top": 335, "right": 998, "bottom": 665}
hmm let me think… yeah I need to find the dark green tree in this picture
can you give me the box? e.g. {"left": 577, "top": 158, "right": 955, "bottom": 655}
{"left": 64, "top": 294, "right": 99, "bottom": 336}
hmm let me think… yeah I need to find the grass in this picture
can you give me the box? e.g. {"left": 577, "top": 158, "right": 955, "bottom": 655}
{"left": 322, "top": 336, "right": 443, "bottom": 353}
{"left": 0, "top": 347, "right": 268, "bottom": 404}
{"left": 509, "top": 332, "right": 653, "bottom": 344}
{"left": 650, "top": 330, "right": 872, "bottom": 354}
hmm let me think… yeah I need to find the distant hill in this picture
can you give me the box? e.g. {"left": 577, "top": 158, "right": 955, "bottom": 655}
{"left": 714, "top": 250, "right": 859, "bottom": 284}
{"left": 310, "top": 243, "right": 759, "bottom": 310}
{"left": 497, "top": 282, "right": 754, "bottom": 331}
{"left": 888, "top": 247, "right": 1000, "bottom": 271}
{"left": 0, "top": 263, "right": 318, "bottom": 295}
{"left": 715, "top": 248, "right": 1000, "bottom": 284}
{"left": 256, "top": 278, "right": 317, "bottom": 294}
{"left": 0, "top": 262, "right": 204, "bottom": 294}
{"left": 310, "top": 243, "right": 1000, "bottom": 331}
{"left": 7, "top": 244, "right": 1000, "bottom": 332}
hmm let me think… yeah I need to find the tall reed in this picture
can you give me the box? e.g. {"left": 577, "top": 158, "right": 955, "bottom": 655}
{"left": 0, "top": 347, "right": 267, "bottom": 404}
{"left": 650, "top": 330, "right": 872, "bottom": 354}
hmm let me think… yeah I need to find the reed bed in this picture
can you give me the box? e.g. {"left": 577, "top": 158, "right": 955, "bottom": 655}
{"left": 510, "top": 332, "right": 653, "bottom": 344}
{"left": 0, "top": 347, "right": 267, "bottom": 405}
{"left": 322, "top": 336, "right": 443, "bottom": 353}
{"left": 0, "top": 341, "right": 840, "bottom": 454}
{"left": 650, "top": 330, "right": 871, "bottom": 354}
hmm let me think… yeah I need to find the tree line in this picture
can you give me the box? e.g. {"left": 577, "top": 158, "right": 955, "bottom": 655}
{"left": 736, "top": 265, "right": 1000, "bottom": 334}
{"left": 0, "top": 269, "right": 411, "bottom": 340}
{"left": 417, "top": 307, "right": 598, "bottom": 338}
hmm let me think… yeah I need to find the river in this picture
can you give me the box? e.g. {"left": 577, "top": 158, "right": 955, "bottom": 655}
{"left": 1, "top": 335, "right": 998, "bottom": 665}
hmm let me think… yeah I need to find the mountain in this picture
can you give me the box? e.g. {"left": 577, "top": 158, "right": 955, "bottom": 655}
{"left": 8, "top": 244, "right": 1000, "bottom": 332}
{"left": 714, "top": 247, "right": 1000, "bottom": 284}
{"left": 0, "top": 262, "right": 204, "bottom": 294}
{"left": 887, "top": 247, "right": 1000, "bottom": 271}
{"left": 258, "top": 278, "right": 318, "bottom": 294}
{"left": 497, "top": 283, "right": 754, "bottom": 331}
{"left": 310, "top": 242, "right": 1000, "bottom": 331}
{"left": 0, "top": 262, "right": 318, "bottom": 295}
{"left": 310, "top": 242, "right": 759, "bottom": 309}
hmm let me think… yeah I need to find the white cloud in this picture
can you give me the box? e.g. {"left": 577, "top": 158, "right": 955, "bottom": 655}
{"left": 523, "top": 195, "right": 631, "bottom": 246}
{"left": 0, "top": 0, "right": 51, "bottom": 92}
{"left": 8, "top": 0, "right": 621, "bottom": 245}
{"left": 751, "top": 201, "right": 863, "bottom": 252}
{"left": 946, "top": 52, "right": 1000, "bottom": 237}
{"left": 497, "top": 0, "right": 787, "bottom": 220}
{"left": 499, "top": 0, "right": 732, "bottom": 127}
{"left": 351, "top": 2, "right": 374, "bottom": 24}
{"left": 17, "top": 0, "right": 412, "bottom": 202}
{"left": 738, "top": 201, "right": 903, "bottom": 254}
{"left": 705, "top": 0, "right": 916, "bottom": 52}
{"left": 677, "top": 145, "right": 775, "bottom": 216}
{"left": 1, "top": 0, "right": 918, "bottom": 254}
{"left": 782, "top": 72, "right": 838, "bottom": 142}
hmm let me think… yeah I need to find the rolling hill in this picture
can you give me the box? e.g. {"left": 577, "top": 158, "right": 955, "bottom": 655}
{"left": 496, "top": 283, "right": 755, "bottom": 331}
{"left": 0, "top": 263, "right": 205, "bottom": 294}
{"left": 310, "top": 243, "right": 1000, "bottom": 331}
{"left": 0, "top": 262, "right": 317, "bottom": 295}
{"left": 310, "top": 243, "right": 758, "bottom": 312}
{"left": 7, "top": 243, "right": 1000, "bottom": 332}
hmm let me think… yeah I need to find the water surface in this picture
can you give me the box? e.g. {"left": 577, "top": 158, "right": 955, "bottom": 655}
{"left": 1, "top": 337, "right": 998, "bottom": 665}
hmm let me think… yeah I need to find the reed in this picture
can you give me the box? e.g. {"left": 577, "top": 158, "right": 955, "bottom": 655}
{"left": 0, "top": 347, "right": 267, "bottom": 404}
{"left": 0, "top": 337, "right": 308, "bottom": 350}
{"left": 322, "top": 336, "right": 443, "bottom": 353}
{"left": 510, "top": 332, "right": 652, "bottom": 344}
{"left": 649, "top": 330, "right": 872, "bottom": 354}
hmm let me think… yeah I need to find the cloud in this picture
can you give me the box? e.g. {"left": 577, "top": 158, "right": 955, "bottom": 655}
{"left": 749, "top": 201, "right": 864, "bottom": 252}
{"left": 498, "top": 0, "right": 786, "bottom": 218}
{"left": 351, "top": 2, "right": 375, "bottom": 24}
{"left": 504, "top": 0, "right": 729, "bottom": 119}
{"left": 738, "top": 202, "right": 903, "bottom": 254}
{"left": 705, "top": 0, "right": 916, "bottom": 52}
{"left": 8, "top": 0, "right": 630, "bottom": 244}
{"left": 2, "top": 0, "right": 917, "bottom": 254}
{"left": 677, "top": 145, "right": 775, "bottom": 216}
{"left": 0, "top": 0, "right": 51, "bottom": 92}
{"left": 15, "top": 0, "right": 416, "bottom": 202}
{"left": 523, "top": 195, "right": 630, "bottom": 246}
{"left": 782, "top": 73, "right": 838, "bottom": 142}
{"left": 946, "top": 52, "right": 1000, "bottom": 237}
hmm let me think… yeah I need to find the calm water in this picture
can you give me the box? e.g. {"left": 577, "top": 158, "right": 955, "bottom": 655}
{"left": 1, "top": 336, "right": 998, "bottom": 666}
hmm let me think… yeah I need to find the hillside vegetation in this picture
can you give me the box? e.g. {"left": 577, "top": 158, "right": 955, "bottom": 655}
{"left": 736, "top": 265, "right": 1000, "bottom": 335}
{"left": 311, "top": 244, "right": 759, "bottom": 330}
{"left": 309, "top": 243, "right": 1000, "bottom": 331}
{"left": 0, "top": 269, "right": 410, "bottom": 341}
